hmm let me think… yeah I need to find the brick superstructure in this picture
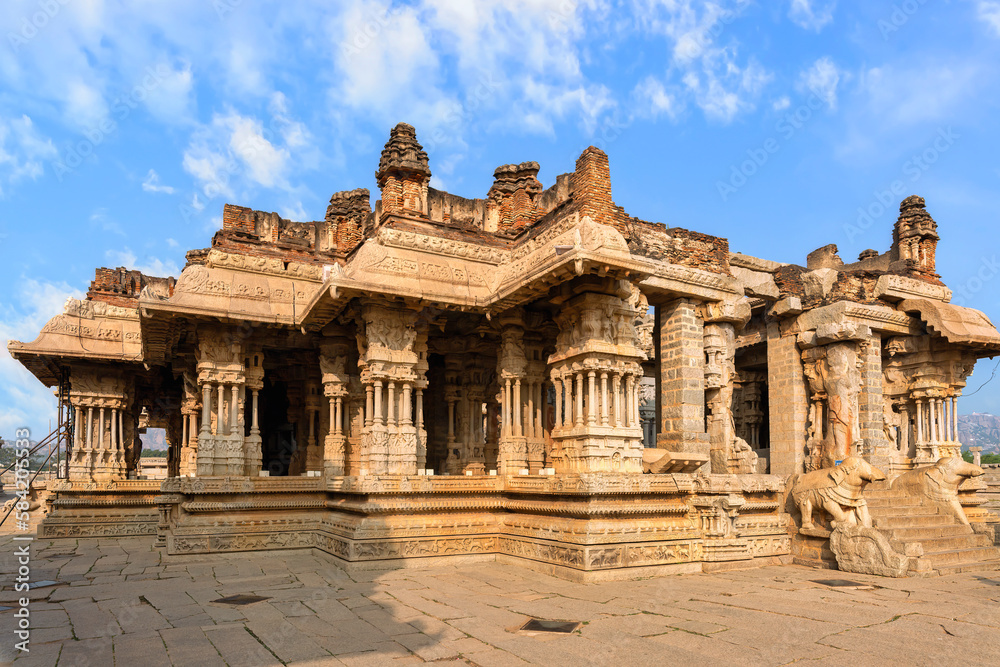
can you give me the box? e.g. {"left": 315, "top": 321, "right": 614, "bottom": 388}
{"left": 488, "top": 162, "right": 544, "bottom": 236}
{"left": 87, "top": 266, "right": 174, "bottom": 307}
{"left": 570, "top": 146, "right": 623, "bottom": 237}
{"left": 222, "top": 204, "right": 255, "bottom": 235}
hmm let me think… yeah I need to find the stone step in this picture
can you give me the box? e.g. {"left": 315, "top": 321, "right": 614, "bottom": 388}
{"left": 922, "top": 546, "right": 1000, "bottom": 567}
{"left": 933, "top": 559, "right": 1000, "bottom": 576}
{"left": 873, "top": 514, "right": 956, "bottom": 529}
{"left": 864, "top": 489, "right": 909, "bottom": 499}
{"left": 884, "top": 524, "right": 973, "bottom": 541}
{"left": 908, "top": 533, "right": 993, "bottom": 553}
{"left": 866, "top": 497, "right": 924, "bottom": 509}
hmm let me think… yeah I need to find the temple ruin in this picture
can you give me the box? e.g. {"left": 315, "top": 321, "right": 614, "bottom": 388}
{"left": 10, "top": 123, "right": 1000, "bottom": 579}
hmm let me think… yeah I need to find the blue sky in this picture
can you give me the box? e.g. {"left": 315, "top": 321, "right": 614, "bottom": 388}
{"left": 2, "top": 0, "right": 1000, "bottom": 441}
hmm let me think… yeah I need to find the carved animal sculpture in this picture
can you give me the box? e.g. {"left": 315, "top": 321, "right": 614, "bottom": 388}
{"left": 890, "top": 457, "right": 984, "bottom": 526}
{"left": 2, "top": 483, "right": 44, "bottom": 514}
{"left": 790, "top": 456, "right": 886, "bottom": 531}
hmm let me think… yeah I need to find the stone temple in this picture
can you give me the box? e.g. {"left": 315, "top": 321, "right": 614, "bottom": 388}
{"left": 10, "top": 123, "right": 1000, "bottom": 579}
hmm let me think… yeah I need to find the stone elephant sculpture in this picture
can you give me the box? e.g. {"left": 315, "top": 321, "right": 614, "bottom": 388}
{"left": 790, "top": 456, "right": 886, "bottom": 531}
{"left": 890, "top": 457, "right": 983, "bottom": 526}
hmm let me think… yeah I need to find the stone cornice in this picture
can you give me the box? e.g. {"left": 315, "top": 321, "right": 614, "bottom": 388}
{"left": 874, "top": 274, "right": 952, "bottom": 303}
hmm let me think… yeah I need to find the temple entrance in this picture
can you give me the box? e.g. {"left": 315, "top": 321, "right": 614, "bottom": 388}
{"left": 259, "top": 378, "right": 297, "bottom": 476}
{"left": 735, "top": 340, "right": 770, "bottom": 472}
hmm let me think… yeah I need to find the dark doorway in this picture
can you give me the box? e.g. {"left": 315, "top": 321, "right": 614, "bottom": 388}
{"left": 259, "top": 378, "right": 297, "bottom": 476}
{"left": 425, "top": 353, "right": 448, "bottom": 472}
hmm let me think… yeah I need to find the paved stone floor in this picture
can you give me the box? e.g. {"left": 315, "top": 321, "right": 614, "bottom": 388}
{"left": 2, "top": 526, "right": 1000, "bottom": 666}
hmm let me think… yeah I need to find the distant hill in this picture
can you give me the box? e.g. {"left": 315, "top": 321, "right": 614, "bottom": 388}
{"left": 959, "top": 414, "right": 1000, "bottom": 454}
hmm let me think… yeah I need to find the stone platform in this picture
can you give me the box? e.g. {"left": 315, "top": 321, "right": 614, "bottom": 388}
{"left": 39, "top": 472, "right": 792, "bottom": 582}
{"left": 4, "top": 527, "right": 1000, "bottom": 666}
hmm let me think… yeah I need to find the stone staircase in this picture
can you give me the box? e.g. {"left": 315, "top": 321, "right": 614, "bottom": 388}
{"left": 865, "top": 485, "right": 1000, "bottom": 576}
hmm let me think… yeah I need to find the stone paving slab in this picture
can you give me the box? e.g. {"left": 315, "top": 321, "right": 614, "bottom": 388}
{"left": 3, "top": 531, "right": 1000, "bottom": 665}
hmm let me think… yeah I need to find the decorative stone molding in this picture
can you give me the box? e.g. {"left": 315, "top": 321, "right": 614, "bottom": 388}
{"left": 874, "top": 274, "right": 952, "bottom": 303}
{"left": 830, "top": 525, "right": 910, "bottom": 577}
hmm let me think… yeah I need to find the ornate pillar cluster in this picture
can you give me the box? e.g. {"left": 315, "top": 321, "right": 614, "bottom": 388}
{"left": 356, "top": 302, "right": 428, "bottom": 475}
{"left": 320, "top": 336, "right": 352, "bottom": 476}
{"left": 524, "top": 340, "right": 548, "bottom": 474}
{"left": 195, "top": 333, "right": 246, "bottom": 476}
{"left": 548, "top": 282, "right": 646, "bottom": 473}
{"left": 497, "top": 313, "right": 529, "bottom": 474}
{"left": 68, "top": 368, "right": 130, "bottom": 482}
{"left": 884, "top": 336, "right": 976, "bottom": 465}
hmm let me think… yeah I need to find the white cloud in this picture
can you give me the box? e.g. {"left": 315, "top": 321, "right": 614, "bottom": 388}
{"left": 684, "top": 58, "right": 772, "bottom": 123}
{"left": 980, "top": 2, "right": 1000, "bottom": 36}
{"left": 143, "top": 62, "right": 195, "bottom": 124}
{"left": 633, "top": 77, "right": 680, "bottom": 119}
{"left": 859, "top": 63, "right": 977, "bottom": 126}
{"left": 512, "top": 78, "right": 616, "bottom": 136}
{"left": 88, "top": 208, "right": 125, "bottom": 236}
{"left": 797, "top": 57, "right": 843, "bottom": 109}
{"left": 182, "top": 105, "right": 315, "bottom": 201}
{"left": 0, "top": 278, "right": 84, "bottom": 439}
{"left": 65, "top": 79, "right": 109, "bottom": 130}
{"left": 773, "top": 96, "right": 791, "bottom": 111}
{"left": 281, "top": 202, "right": 309, "bottom": 221}
{"left": 141, "top": 169, "right": 176, "bottom": 194}
{"left": 105, "top": 248, "right": 181, "bottom": 277}
{"left": 330, "top": 0, "right": 621, "bottom": 141}
{"left": 334, "top": 2, "right": 451, "bottom": 127}
{"left": 630, "top": 2, "right": 771, "bottom": 124}
{"left": 0, "top": 115, "right": 58, "bottom": 195}
{"left": 226, "top": 114, "right": 290, "bottom": 188}
{"left": 789, "top": 0, "right": 836, "bottom": 31}
{"left": 183, "top": 144, "right": 236, "bottom": 199}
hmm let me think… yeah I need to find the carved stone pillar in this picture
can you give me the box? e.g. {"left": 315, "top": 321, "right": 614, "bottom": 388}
{"left": 320, "top": 338, "right": 351, "bottom": 476}
{"left": 699, "top": 298, "right": 755, "bottom": 474}
{"left": 857, "top": 333, "right": 893, "bottom": 469}
{"left": 465, "top": 387, "right": 487, "bottom": 475}
{"left": 497, "top": 315, "right": 528, "bottom": 474}
{"left": 548, "top": 283, "right": 646, "bottom": 473}
{"left": 357, "top": 301, "right": 427, "bottom": 475}
{"left": 656, "top": 298, "right": 709, "bottom": 459}
{"left": 179, "top": 371, "right": 202, "bottom": 476}
{"left": 68, "top": 367, "right": 129, "bottom": 482}
{"left": 305, "top": 379, "right": 323, "bottom": 473}
{"left": 484, "top": 397, "right": 499, "bottom": 470}
{"left": 554, "top": 377, "right": 563, "bottom": 431}
{"left": 767, "top": 321, "right": 809, "bottom": 475}
{"left": 195, "top": 332, "right": 245, "bottom": 476}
